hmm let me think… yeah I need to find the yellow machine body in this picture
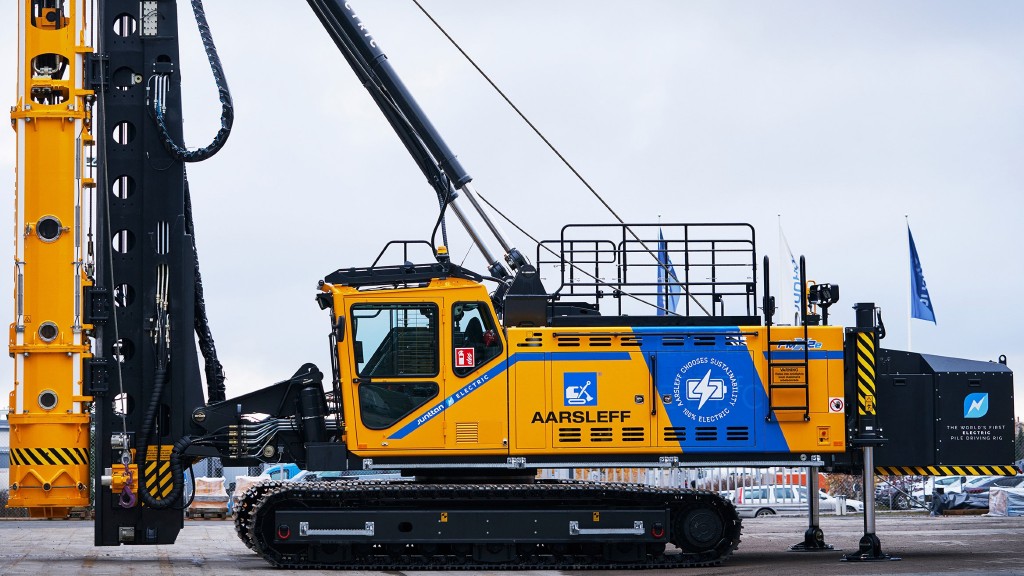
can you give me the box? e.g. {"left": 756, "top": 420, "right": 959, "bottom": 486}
{"left": 325, "top": 278, "right": 847, "bottom": 463}
{"left": 7, "top": 0, "right": 93, "bottom": 513}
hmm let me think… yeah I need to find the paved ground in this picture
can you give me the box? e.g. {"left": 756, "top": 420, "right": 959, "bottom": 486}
{"left": 0, "top": 513, "right": 1020, "bottom": 575}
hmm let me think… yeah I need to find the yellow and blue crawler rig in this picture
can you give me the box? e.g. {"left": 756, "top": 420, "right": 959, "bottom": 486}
{"left": 8, "top": 0, "right": 1017, "bottom": 569}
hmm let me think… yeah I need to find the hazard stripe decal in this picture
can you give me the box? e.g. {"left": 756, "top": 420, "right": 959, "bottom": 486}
{"left": 876, "top": 465, "right": 1021, "bottom": 476}
{"left": 10, "top": 447, "right": 89, "bottom": 466}
{"left": 856, "top": 332, "right": 876, "bottom": 416}
{"left": 144, "top": 445, "right": 175, "bottom": 501}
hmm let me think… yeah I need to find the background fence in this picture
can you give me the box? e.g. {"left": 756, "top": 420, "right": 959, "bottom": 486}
{"left": 1, "top": 419, "right": 1022, "bottom": 518}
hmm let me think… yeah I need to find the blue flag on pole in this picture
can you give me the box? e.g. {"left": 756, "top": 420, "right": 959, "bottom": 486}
{"left": 779, "top": 227, "right": 801, "bottom": 325}
{"left": 908, "top": 226, "right": 936, "bottom": 323}
{"left": 657, "top": 229, "right": 680, "bottom": 315}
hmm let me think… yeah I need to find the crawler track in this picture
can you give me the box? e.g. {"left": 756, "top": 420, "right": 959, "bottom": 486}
{"left": 234, "top": 480, "right": 741, "bottom": 569}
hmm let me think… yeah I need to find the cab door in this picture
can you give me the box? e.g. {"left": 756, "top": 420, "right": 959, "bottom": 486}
{"left": 346, "top": 300, "right": 445, "bottom": 450}
{"left": 442, "top": 301, "right": 509, "bottom": 450}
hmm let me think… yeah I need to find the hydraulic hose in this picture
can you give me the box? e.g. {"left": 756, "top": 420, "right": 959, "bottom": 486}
{"left": 151, "top": 0, "right": 233, "bottom": 162}
{"left": 185, "top": 175, "right": 226, "bottom": 403}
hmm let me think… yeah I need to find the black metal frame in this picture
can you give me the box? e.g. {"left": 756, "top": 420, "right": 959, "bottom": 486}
{"left": 538, "top": 223, "right": 758, "bottom": 321}
{"left": 91, "top": 0, "right": 205, "bottom": 545}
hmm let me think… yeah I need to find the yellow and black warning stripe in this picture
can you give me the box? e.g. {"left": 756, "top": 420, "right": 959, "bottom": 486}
{"left": 144, "top": 445, "right": 175, "bottom": 500}
{"left": 10, "top": 447, "right": 89, "bottom": 467}
{"left": 856, "top": 331, "right": 876, "bottom": 415}
{"left": 876, "top": 465, "right": 1021, "bottom": 476}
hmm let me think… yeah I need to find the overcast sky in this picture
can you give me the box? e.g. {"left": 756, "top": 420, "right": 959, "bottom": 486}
{"left": 1, "top": 1, "right": 1020, "bottom": 420}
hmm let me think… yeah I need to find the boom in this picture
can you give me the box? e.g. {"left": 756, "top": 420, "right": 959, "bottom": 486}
{"left": 306, "top": 0, "right": 528, "bottom": 278}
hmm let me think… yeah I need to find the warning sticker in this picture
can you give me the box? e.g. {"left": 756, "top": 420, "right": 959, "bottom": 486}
{"left": 828, "top": 397, "right": 845, "bottom": 413}
{"left": 772, "top": 365, "right": 806, "bottom": 384}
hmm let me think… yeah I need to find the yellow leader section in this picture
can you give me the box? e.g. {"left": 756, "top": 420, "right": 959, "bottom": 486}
{"left": 326, "top": 276, "right": 847, "bottom": 462}
{"left": 8, "top": 1, "right": 93, "bottom": 514}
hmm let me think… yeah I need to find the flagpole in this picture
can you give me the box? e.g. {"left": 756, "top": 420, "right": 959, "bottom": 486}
{"left": 777, "top": 215, "right": 782, "bottom": 325}
{"left": 906, "top": 215, "right": 912, "bottom": 352}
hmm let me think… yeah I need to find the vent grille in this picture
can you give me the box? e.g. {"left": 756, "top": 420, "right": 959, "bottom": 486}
{"left": 664, "top": 426, "right": 750, "bottom": 443}
{"left": 455, "top": 422, "right": 479, "bottom": 444}
{"left": 726, "top": 426, "right": 750, "bottom": 441}
{"left": 590, "top": 427, "right": 614, "bottom": 442}
{"left": 556, "top": 336, "right": 581, "bottom": 348}
{"left": 554, "top": 334, "right": 642, "bottom": 347}
{"left": 656, "top": 334, "right": 746, "bottom": 347}
{"left": 664, "top": 427, "right": 687, "bottom": 441}
{"left": 517, "top": 333, "right": 544, "bottom": 348}
{"left": 558, "top": 428, "right": 582, "bottom": 443}
{"left": 695, "top": 426, "right": 717, "bottom": 442}
{"left": 622, "top": 427, "right": 645, "bottom": 442}
{"left": 620, "top": 336, "right": 642, "bottom": 347}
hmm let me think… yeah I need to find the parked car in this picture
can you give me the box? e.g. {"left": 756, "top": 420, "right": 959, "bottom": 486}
{"left": 733, "top": 485, "right": 806, "bottom": 517}
{"left": 912, "top": 475, "right": 967, "bottom": 503}
{"left": 963, "top": 475, "right": 1024, "bottom": 495}
{"left": 257, "top": 463, "right": 301, "bottom": 481}
{"left": 962, "top": 475, "right": 997, "bottom": 488}
{"left": 817, "top": 489, "right": 864, "bottom": 513}
{"left": 731, "top": 485, "right": 862, "bottom": 517}
{"left": 928, "top": 475, "right": 966, "bottom": 495}
{"left": 875, "top": 478, "right": 926, "bottom": 510}
{"left": 940, "top": 476, "right": 1024, "bottom": 511}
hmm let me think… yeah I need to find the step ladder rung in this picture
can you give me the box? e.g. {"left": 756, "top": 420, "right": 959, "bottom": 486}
{"left": 768, "top": 360, "right": 808, "bottom": 366}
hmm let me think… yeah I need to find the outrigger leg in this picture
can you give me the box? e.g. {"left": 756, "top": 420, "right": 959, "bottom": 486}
{"left": 841, "top": 446, "right": 899, "bottom": 562}
{"left": 841, "top": 305, "right": 899, "bottom": 562}
{"left": 790, "top": 465, "right": 835, "bottom": 552}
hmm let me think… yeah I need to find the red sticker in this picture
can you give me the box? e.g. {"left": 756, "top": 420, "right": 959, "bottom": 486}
{"left": 455, "top": 347, "right": 475, "bottom": 368}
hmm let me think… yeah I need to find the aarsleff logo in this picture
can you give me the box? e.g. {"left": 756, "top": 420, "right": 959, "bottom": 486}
{"left": 564, "top": 372, "right": 597, "bottom": 407}
{"left": 672, "top": 356, "right": 739, "bottom": 423}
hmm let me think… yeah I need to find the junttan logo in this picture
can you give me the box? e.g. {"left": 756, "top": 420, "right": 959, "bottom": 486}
{"left": 964, "top": 393, "right": 988, "bottom": 419}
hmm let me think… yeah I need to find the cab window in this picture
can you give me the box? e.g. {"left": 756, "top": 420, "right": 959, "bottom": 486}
{"left": 451, "top": 302, "right": 503, "bottom": 377}
{"left": 358, "top": 381, "right": 439, "bottom": 430}
{"left": 351, "top": 303, "right": 440, "bottom": 430}
{"left": 351, "top": 303, "right": 439, "bottom": 378}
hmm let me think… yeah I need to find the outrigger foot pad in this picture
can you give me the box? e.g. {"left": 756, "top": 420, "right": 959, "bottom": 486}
{"left": 789, "top": 527, "right": 838, "bottom": 552}
{"left": 840, "top": 534, "right": 900, "bottom": 562}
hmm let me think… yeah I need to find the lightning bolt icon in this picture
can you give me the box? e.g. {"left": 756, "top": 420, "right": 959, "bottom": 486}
{"left": 969, "top": 397, "right": 986, "bottom": 415}
{"left": 693, "top": 369, "right": 721, "bottom": 410}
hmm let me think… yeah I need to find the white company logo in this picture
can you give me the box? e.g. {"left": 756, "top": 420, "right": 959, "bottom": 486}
{"left": 673, "top": 356, "right": 739, "bottom": 423}
{"left": 564, "top": 372, "right": 598, "bottom": 407}
{"left": 687, "top": 370, "right": 724, "bottom": 409}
